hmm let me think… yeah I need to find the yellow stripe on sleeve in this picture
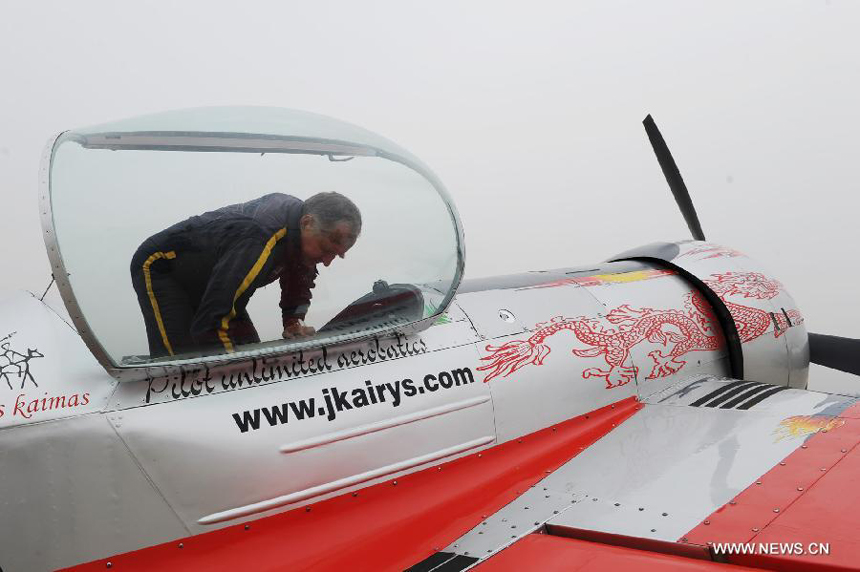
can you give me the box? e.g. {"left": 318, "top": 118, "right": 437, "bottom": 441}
{"left": 218, "top": 228, "right": 287, "bottom": 352}
{"left": 142, "top": 251, "right": 177, "bottom": 356}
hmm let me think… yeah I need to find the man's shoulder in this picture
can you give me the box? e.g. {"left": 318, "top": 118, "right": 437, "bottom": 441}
{"left": 256, "top": 192, "right": 303, "bottom": 207}
{"left": 237, "top": 193, "right": 304, "bottom": 234}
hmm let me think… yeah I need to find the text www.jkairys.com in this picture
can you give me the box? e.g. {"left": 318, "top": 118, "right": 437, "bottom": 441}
{"left": 232, "top": 366, "right": 475, "bottom": 433}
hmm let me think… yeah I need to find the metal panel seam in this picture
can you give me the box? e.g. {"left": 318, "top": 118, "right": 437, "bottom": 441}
{"left": 469, "top": 340, "right": 500, "bottom": 447}
{"left": 31, "top": 291, "right": 77, "bottom": 332}
{"left": 105, "top": 413, "right": 191, "bottom": 535}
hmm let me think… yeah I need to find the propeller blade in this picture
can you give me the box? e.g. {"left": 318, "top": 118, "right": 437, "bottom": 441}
{"left": 643, "top": 115, "right": 706, "bottom": 242}
{"left": 809, "top": 332, "right": 860, "bottom": 376}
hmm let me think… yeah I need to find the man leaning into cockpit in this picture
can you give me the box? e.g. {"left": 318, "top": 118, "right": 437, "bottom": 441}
{"left": 130, "top": 192, "right": 361, "bottom": 358}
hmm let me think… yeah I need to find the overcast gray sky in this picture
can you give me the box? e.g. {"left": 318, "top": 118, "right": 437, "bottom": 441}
{"left": 1, "top": 1, "right": 857, "bottom": 393}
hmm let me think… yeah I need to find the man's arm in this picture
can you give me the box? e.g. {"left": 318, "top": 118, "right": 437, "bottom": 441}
{"left": 280, "top": 265, "right": 318, "bottom": 339}
{"left": 191, "top": 232, "right": 283, "bottom": 352}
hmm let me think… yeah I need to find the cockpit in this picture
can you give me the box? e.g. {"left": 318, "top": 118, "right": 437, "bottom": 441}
{"left": 43, "top": 107, "right": 464, "bottom": 382}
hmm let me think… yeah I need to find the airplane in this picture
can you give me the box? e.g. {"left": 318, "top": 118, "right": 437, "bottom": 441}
{"left": 1, "top": 106, "right": 858, "bottom": 571}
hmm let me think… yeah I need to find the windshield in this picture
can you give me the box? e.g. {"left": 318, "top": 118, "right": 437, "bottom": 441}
{"left": 46, "top": 108, "right": 463, "bottom": 379}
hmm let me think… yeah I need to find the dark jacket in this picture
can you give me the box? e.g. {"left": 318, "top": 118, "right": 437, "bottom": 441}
{"left": 133, "top": 193, "right": 316, "bottom": 352}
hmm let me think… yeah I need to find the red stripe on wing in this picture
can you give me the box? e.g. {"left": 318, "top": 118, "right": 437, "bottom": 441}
{"left": 474, "top": 534, "right": 760, "bottom": 571}
{"left": 65, "top": 398, "right": 641, "bottom": 572}
{"left": 682, "top": 401, "right": 860, "bottom": 571}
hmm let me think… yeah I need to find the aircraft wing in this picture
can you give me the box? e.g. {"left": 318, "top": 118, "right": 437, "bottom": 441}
{"left": 64, "top": 375, "right": 860, "bottom": 571}
{"left": 443, "top": 375, "right": 860, "bottom": 571}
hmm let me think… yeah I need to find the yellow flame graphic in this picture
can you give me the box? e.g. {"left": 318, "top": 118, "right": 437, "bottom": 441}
{"left": 773, "top": 415, "right": 845, "bottom": 442}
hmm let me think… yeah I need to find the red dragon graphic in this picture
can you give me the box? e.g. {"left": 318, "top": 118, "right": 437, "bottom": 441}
{"left": 704, "top": 272, "right": 803, "bottom": 342}
{"left": 477, "top": 272, "right": 803, "bottom": 389}
{"left": 678, "top": 244, "right": 746, "bottom": 260}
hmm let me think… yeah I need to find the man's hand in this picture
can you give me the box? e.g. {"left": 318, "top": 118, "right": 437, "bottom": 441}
{"left": 282, "top": 318, "right": 316, "bottom": 339}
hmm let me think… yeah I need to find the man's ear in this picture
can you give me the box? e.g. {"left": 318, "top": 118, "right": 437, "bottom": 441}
{"left": 299, "top": 213, "right": 315, "bottom": 231}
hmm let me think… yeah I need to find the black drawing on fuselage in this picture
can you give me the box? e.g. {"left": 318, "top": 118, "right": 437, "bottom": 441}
{"left": 0, "top": 334, "right": 44, "bottom": 389}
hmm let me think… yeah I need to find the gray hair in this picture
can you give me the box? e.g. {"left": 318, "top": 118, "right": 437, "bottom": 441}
{"left": 302, "top": 192, "right": 362, "bottom": 236}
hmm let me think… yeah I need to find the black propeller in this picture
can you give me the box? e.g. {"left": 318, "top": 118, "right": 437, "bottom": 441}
{"left": 642, "top": 116, "right": 859, "bottom": 378}
{"left": 808, "top": 333, "right": 860, "bottom": 376}
{"left": 642, "top": 115, "right": 706, "bottom": 242}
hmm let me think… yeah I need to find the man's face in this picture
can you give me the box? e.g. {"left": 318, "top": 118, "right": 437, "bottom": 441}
{"left": 300, "top": 216, "right": 356, "bottom": 267}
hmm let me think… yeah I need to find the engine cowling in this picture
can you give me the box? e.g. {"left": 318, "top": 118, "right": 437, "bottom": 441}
{"left": 611, "top": 240, "right": 809, "bottom": 389}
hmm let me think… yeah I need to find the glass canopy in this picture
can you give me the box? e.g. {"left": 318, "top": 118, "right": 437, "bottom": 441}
{"left": 44, "top": 107, "right": 464, "bottom": 381}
